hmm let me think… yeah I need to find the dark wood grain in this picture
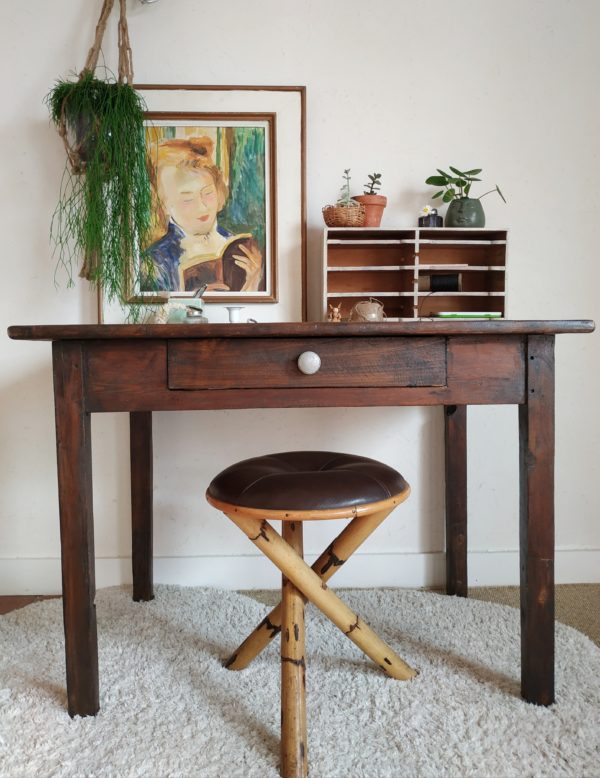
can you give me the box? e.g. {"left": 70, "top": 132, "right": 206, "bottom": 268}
{"left": 168, "top": 337, "right": 447, "bottom": 390}
{"left": 86, "top": 341, "right": 167, "bottom": 410}
{"left": 83, "top": 337, "right": 525, "bottom": 412}
{"left": 7, "top": 320, "right": 595, "bottom": 341}
{"left": 519, "top": 335, "right": 556, "bottom": 706}
{"left": 130, "top": 412, "right": 154, "bottom": 602}
{"left": 88, "top": 384, "right": 523, "bottom": 413}
{"left": 446, "top": 336, "right": 525, "bottom": 402}
{"left": 10, "top": 322, "right": 592, "bottom": 716}
{"left": 445, "top": 405, "right": 468, "bottom": 597}
{"left": 52, "top": 341, "right": 99, "bottom": 718}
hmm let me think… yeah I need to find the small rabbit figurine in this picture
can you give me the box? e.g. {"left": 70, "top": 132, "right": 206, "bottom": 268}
{"left": 328, "top": 302, "right": 343, "bottom": 322}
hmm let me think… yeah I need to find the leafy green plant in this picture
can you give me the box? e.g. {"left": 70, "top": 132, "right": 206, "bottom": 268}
{"left": 364, "top": 172, "right": 382, "bottom": 195}
{"left": 46, "top": 71, "right": 154, "bottom": 318}
{"left": 337, "top": 168, "right": 359, "bottom": 206}
{"left": 425, "top": 166, "right": 506, "bottom": 204}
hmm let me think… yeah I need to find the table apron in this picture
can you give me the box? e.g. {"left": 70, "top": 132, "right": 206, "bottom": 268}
{"left": 83, "top": 335, "right": 526, "bottom": 412}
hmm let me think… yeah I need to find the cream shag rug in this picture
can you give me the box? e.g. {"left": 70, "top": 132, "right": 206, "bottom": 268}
{"left": 1, "top": 585, "right": 599, "bottom": 778}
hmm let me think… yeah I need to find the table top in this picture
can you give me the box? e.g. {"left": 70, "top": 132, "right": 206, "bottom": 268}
{"left": 6, "top": 320, "right": 595, "bottom": 341}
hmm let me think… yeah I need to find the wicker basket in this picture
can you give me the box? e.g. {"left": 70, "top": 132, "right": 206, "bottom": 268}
{"left": 322, "top": 203, "right": 366, "bottom": 227}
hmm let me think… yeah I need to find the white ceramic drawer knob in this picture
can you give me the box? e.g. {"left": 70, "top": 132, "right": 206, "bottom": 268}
{"left": 297, "top": 351, "right": 321, "bottom": 375}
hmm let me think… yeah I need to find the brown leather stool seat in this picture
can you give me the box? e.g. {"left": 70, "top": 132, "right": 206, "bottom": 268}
{"left": 206, "top": 451, "right": 414, "bottom": 778}
{"left": 207, "top": 450, "right": 409, "bottom": 513}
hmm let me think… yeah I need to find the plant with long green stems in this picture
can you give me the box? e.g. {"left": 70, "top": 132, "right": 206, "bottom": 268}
{"left": 46, "top": 70, "right": 155, "bottom": 320}
{"left": 425, "top": 166, "right": 506, "bottom": 205}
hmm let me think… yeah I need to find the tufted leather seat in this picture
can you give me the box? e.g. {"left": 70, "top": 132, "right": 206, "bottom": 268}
{"left": 206, "top": 451, "right": 409, "bottom": 513}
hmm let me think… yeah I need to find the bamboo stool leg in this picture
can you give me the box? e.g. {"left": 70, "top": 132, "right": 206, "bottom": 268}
{"left": 224, "top": 510, "right": 416, "bottom": 681}
{"left": 225, "top": 507, "right": 394, "bottom": 671}
{"left": 281, "top": 522, "right": 308, "bottom": 778}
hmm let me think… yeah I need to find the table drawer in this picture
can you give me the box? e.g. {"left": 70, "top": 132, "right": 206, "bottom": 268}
{"left": 168, "top": 337, "right": 447, "bottom": 390}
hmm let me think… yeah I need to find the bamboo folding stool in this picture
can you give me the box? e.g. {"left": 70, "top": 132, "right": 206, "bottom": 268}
{"left": 206, "top": 451, "right": 416, "bottom": 778}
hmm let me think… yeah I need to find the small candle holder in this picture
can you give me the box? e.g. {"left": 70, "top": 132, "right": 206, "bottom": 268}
{"left": 225, "top": 306, "right": 244, "bottom": 323}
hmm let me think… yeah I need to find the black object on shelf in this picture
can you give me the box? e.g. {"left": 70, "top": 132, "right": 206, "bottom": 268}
{"left": 418, "top": 208, "right": 443, "bottom": 227}
{"left": 418, "top": 273, "right": 463, "bottom": 292}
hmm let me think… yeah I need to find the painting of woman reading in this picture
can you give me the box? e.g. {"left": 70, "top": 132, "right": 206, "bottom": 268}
{"left": 140, "top": 118, "right": 275, "bottom": 302}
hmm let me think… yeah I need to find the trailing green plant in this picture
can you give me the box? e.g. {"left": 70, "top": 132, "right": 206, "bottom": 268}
{"left": 337, "top": 168, "right": 359, "bottom": 206}
{"left": 425, "top": 166, "right": 506, "bottom": 204}
{"left": 46, "top": 70, "right": 154, "bottom": 319}
{"left": 364, "top": 172, "right": 382, "bottom": 195}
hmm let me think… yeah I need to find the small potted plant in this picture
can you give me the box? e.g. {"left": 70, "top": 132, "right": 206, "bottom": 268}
{"left": 352, "top": 173, "right": 387, "bottom": 227}
{"left": 425, "top": 166, "right": 506, "bottom": 227}
{"left": 323, "top": 169, "right": 365, "bottom": 227}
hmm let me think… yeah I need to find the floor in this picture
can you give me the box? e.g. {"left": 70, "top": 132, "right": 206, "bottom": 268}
{"left": 0, "top": 594, "right": 59, "bottom": 615}
{"left": 470, "top": 584, "right": 600, "bottom": 646}
{"left": 1, "top": 586, "right": 598, "bottom": 646}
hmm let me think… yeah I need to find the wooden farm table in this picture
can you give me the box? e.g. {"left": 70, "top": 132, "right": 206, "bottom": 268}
{"left": 7, "top": 320, "right": 594, "bottom": 716}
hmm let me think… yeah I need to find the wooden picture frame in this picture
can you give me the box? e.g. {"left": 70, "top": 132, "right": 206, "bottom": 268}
{"left": 101, "top": 85, "right": 307, "bottom": 323}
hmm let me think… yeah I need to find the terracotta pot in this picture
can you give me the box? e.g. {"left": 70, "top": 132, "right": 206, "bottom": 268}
{"left": 352, "top": 194, "right": 387, "bottom": 227}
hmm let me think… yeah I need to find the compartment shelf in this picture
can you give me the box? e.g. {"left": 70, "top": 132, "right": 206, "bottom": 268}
{"left": 327, "top": 292, "right": 415, "bottom": 297}
{"left": 416, "top": 291, "right": 505, "bottom": 296}
{"left": 417, "top": 239, "right": 507, "bottom": 246}
{"left": 327, "top": 239, "right": 417, "bottom": 245}
{"left": 328, "top": 265, "right": 409, "bottom": 271}
{"left": 417, "top": 264, "right": 503, "bottom": 271}
{"left": 322, "top": 227, "right": 507, "bottom": 321}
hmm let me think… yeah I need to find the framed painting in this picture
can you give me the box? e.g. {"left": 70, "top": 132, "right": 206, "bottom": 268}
{"left": 101, "top": 85, "right": 306, "bottom": 322}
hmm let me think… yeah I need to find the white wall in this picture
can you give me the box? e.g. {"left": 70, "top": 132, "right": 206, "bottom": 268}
{"left": 1, "top": 0, "right": 598, "bottom": 594}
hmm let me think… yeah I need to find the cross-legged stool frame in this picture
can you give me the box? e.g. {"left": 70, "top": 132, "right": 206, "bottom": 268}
{"left": 207, "top": 490, "right": 416, "bottom": 778}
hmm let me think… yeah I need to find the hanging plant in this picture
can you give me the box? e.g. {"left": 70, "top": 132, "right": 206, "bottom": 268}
{"left": 46, "top": 0, "right": 154, "bottom": 317}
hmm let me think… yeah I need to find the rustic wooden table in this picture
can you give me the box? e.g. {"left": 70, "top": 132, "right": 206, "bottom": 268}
{"left": 7, "top": 320, "right": 594, "bottom": 716}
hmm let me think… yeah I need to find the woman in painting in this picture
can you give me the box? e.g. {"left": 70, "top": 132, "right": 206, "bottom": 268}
{"left": 142, "top": 137, "right": 263, "bottom": 293}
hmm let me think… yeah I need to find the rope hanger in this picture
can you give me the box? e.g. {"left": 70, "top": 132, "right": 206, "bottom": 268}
{"left": 82, "top": 0, "right": 134, "bottom": 84}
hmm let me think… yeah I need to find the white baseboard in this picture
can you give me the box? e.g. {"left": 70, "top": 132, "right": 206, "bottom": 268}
{"left": 1, "top": 549, "right": 599, "bottom": 595}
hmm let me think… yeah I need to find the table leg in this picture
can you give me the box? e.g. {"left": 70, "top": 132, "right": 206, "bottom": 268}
{"left": 52, "top": 341, "right": 99, "bottom": 717}
{"left": 445, "top": 405, "right": 468, "bottom": 597}
{"left": 519, "top": 335, "right": 555, "bottom": 706}
{"left": 130, "top": 412, "right": 154, "bottom": 602}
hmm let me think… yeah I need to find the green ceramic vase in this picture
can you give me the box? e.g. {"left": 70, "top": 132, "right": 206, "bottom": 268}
{"left": 445, "top": 197, "right": 485, "bottom": 228}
